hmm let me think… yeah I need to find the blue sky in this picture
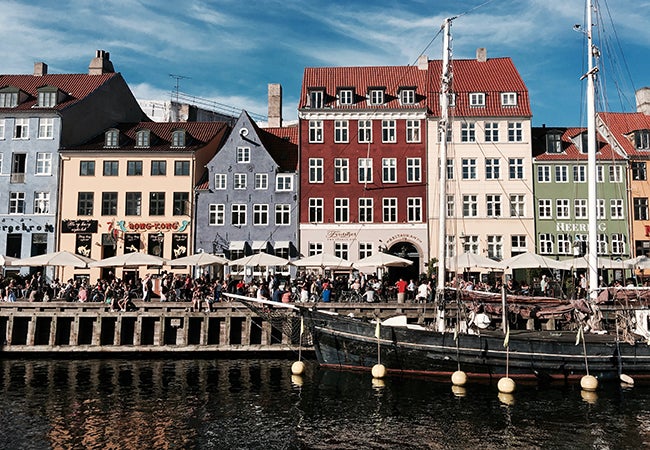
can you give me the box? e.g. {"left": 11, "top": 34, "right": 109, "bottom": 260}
{"left": 1, "top": 0, "right": 648, "bottom": 126}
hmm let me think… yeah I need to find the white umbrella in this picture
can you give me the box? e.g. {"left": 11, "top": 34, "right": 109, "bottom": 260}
{"left": 623, "top": 255, "right": 650, "bottom": 270}
{"left": 13, "top": 250, "right": 95, "bottom": 268}
{"left": 559, "top": 256, "right": 632, "bottom": 270}
{"left": 0, "top": 255, "right": 17, "bottom": 266}
{"left": 293, "top": 252, "right": 354, "bottom": 270}
{"left": 89, "top": 252, "right": 168, "bottom": 268}
{"left": 445, "top": 252, "right": 504, "bottom": 271}
{"left": 500, "top": 252, "right": 565, "bottom": 270}
{"left": 170, "top": 253, "right": 229, "bottom": 266}
{"left": 354, "top": 252, "right": 413, "bottom": 269}
{"left": 229, "top": 252, "right": 291, "bottom": 267}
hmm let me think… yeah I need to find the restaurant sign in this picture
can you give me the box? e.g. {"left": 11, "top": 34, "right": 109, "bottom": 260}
{"left": 62, "top": 219, "right": 98, "bottom": 234}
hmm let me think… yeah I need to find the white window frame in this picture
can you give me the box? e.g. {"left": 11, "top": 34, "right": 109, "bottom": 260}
{"left": 486, "top": 194, "right": 502, "bottom": 218}
{"left": 309, "top": 158, "right": 323, "bottom": 183}
{"left": 309, "top": 198, "right": 323, "bottom": 223}
{"left": 253, "top": 204, "right": 269, "bottom": 226}
{"left": 382, "top": 198, "right": 397, "bottom": 223}
{"left": 406, "top": 119, "right": 421, "bottom": 143}
{"left": 463, "top": 235, "right": 480, "bottom": 254}
{"left": 574, "top": 199, "right": 588, "bottom": 219}
{"left": 359, "top": 242, "right": 373, "bottom": 259}
{"left": 461, "top": 158, "right": 477, "bottom": 180}
{"left": 209, "top": 204, "right": 225, "bottom": 226}
{"left": 234, "top": 173, "right": 247, "bottom": 190}
{"left": 382, "top": 158, "right": 397, "bottom": 183}
{"left": 573, "top": 165, "right": 586, "bottom": 183}
{"left": 334, "top": 120, "right": 349, "bottom": 143}
{"left": 557, "top": 234, "right": 572, "bottom": 255}
{"left": 407, "top": 197, "right": 422, "bottom": 222}
{"left": 359, "top": 198, "right": 373, "bottom": 223}
{"left": 334, "top": 158, "right": 349, "bottom": 183}
{"left": 537, "top": 165, "right": 551, "bottom": 182}
{"left": 406, "top": 158, "right": 421, "bottom": 183}
{"left": 508, "top": 122, "right": 523, "bottom": 142}
{"left": 485, "top": 122, "right": 499, "bottom": 142}
{"left": 538, "top": 199, "right": 552, "bottom": 219}
{"left": 38, "top": 118, "right": 54, "bottom": 139}
{"left": 310, "top": 90, "right": 324, "bottom": 108}
{"left": 255, "top": 173, "right": 268, "bottom": 190}
{"left": 597, "top": 234, "right": 608, "bottom": 254}
{"left": 369, "top": 89, "right": 384, "bottom": 105}
{"left": 597, "top": 198, "right": 606, "bottom": 219}
{"left": 485, "top": 158, "right": 500, "bottom": 180}
{"left": 510, "top": 194, "right": 525, "bottom": 218}
{"left": 556, "top": 199, "right": 570, "bottom": 219}
{"left": 0, "top": 119, "right": 4, "bottom": 139}
{"left": 35, "top": 152, "right": 52, "bottom": 175}
{"left": 34, "top": 191, "right": 50, "bottom": 214}
{"left": 275, "top": 204, "right": 291, "bottom": 226}
{"left": 14, "top": 118, "right": 29, "bottom": 139}
{"left": 382, "top": 120, "right": 396, "bottom": 143}
{"left": 400, "top": 89, "right": 416, "bottom": 105}
{"left": 612, "top": 234, "right": 626, "bottom": 255}
{"left": 447, "top": 195, "right": 455, "bottom": 218}
{"left": 334, "top": 198, "right": 349, "bottom": 223}
{"left": 214, "top": 174, "right": 227, "bottom": 190}
{"left": 231, "top": 204, "right": 247, "bottom": 226}
{"left": 309, "top": 120, "right": 323, "bottom": 143}
{"left": 610, "top": 199, "right": 624, "bottom": 219}
{"left": 462, "top": 195, "right": 478, "bottom": 217}
{"left": 358, "top": 120, "right": 372, "bottom": 143}
{"left": 236, "top": 147, "right": 251, "bottom": 163}
{"left": 334, "top": 242, "right": 349, "bottom": 260}
{"left": 539, "top": 233, "right": 554, "bottom": 254}
{"left": 9, "top": 192, "right": 26, "bottom": 214}
{"left": 597, "top": 165, "right": 605, "bottom": 183}
{"left": 501, "top": 92, "right": 517, "bottom": 106}
{"left": 609, "top": 165, "right": 623, "bottom": 183}
{"left": 469, "top": 92, "right": 485, "bottom": 106}
{"left": 358, "top": 158, "right": 373, "bottom": 183}
{"left": 461, "top": 122, "right": 476, "bottom": 142}
{"left": 509, "top": 158, "right": 524, "bottom": 179}
{"left": 487, "top": 235, "right": 503, "bottom": 260}
{"left": 308, "top": 242, "right": 323, "bottom": 256}
{"left": 276, "top": 174, "right": 293, "bottom": 191}
{"left": 555, "top": 165, "right": 568, "bottom": 183}
{"left": 339, "top": 89, "right": 353, "bottom": 105}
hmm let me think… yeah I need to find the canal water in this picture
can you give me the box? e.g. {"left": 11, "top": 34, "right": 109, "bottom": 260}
{"left": 0, "top": 357, "right": 648, "bottom": 449}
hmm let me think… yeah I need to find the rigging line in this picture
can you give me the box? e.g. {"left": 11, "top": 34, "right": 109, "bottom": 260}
{"left": 455, "top": 0, "right": 497, "bottom": 19}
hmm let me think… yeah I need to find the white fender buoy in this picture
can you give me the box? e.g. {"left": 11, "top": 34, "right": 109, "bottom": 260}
{"left": 451, "top": 385, "right": 466, "bottom": 398}
{"left": 371, "top": 363, "right": 387, "bottom": 379}
{"left": 620, "top": 373, "right": 634, "bottom": 386}
{"left": 291, "top": 360, "right": 305, "bottom": 376}
{"left": 372, "top": 378, "right": 386, "bottom": 389}
{"left": 291, "top": 375, "right": 304, "bottom": 387}
{"left": 580, "top": 374, "right": 598, "bottom": 392}
{"left": 451, "top": 370, "right": 467, "bottom": 386}
{"left": 498, "top": 392, "right": 515, "bottom": 406}
{"left": 581, "top": 390, "right": 598, "bottom": 404}
{"left": 497, "top": 376, "right": 516, "bottom": 394}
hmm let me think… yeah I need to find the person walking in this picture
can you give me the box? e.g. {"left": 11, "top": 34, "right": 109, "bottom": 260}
{"left": 395, "top": 278, "right": 407, "bottom": 304}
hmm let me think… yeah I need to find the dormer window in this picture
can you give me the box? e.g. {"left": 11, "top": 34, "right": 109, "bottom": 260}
{"left": 399, "top": 88, "right": 416, "bottom": 105}
{"left": 172, "top": 130, "right": 186, "bottom": 147}
{"left": 440, "top": 92, "right": 456, "bottom": 107}
{"left": 309, "top": 90, "right": 324, "bottom": 108}
{"left": 135, "top": 129, "right": 150, "bottom": 147}
{"left": 579, "top": 132, "right": 589, "bottom": 154}
{"left": 635, "top": 130, "right": 650, "bottom": 150}
{"left": 0, "top": 91, "right": 18, "bottom": 108}
{"left": 369, "top": 89, "right": 384, "bottom": 105}
{"left": 37, "top": 90, "right": 58, "bottom": 107}
{"left": 338, "top": 89, "right": 354, "bottom": 106}
{"left": 105, "top": 129, "right": 119, "bottom": 148}
{"left": 469, "top": 92, "right": 485, "bottom": 107}
{"left": 546, "top": 131, "right": 563, "bottom": 153}
{"left": 501, "top": 92, "right": 517, "bottom": 106}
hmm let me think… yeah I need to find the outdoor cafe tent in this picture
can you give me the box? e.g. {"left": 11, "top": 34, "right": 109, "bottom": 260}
{"left": 228, "top": 253, "right": 291, "bottom": 268}
{"left": 169, "top": 253, "right": 229, "bottom": 267}
{"left": 89, "top": 252, "right": 168, "bottom": 268}
{"left": 624, "top": 255, "right": 650, "bottom": 270}
{"left": 500, "top": 252, "right": 565, "bottom": 270}
{"left": 353, "top": 252, "right": 413, "bottom": 269}
{"left": 559, "top": 256, "right": 632, "bottom": 271}
{"left": 0, "top": 255, "right": 17, "bottom": 267}
{"left": 445, "top": 251, "right": 504, "bottom": 271}
{"left": 292, "top": 252, "right": 354, "bottom": 270}
{"left": 13, "top": 250, "right": 95, "bottom": 268}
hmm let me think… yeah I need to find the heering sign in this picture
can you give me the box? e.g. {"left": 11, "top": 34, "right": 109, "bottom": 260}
{"left": 556, "top": 222, "right": 606, "bottom": 232}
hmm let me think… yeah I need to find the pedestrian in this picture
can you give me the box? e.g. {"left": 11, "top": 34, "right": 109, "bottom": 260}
{"left": 395, "top": 278, "right": 407, "bottom": 304}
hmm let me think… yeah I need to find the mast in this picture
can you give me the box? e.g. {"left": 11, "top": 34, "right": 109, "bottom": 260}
{"left": 436, "top": 17, "right": 453, "bottom": 331}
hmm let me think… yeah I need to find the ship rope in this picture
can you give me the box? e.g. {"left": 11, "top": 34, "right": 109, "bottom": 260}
{"left": 235, "top": 300, "right": 314, "bottom": 347}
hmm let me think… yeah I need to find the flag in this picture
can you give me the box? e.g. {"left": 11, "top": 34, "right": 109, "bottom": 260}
{"left": 300, "top": 317, "right": 304, "bottom": 336}
{"left": 503, "top": 325, "right": 510, "bottom": 348}
{"left": 575, "top": 326, "right": 583, "bottom": 346}
{"left": 375, "top": 321, "right": 381, "bottom": 339}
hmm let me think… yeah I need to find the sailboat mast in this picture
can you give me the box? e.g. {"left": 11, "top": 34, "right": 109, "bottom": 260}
{"left": 586, "top": 0, "right": 599, "bottom": 300}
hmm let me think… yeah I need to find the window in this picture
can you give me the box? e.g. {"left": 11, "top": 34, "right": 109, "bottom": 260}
{"left": 574, "top": 199, "right": 588, "bottom": 219}
{"left": 127, "top": 161, "right": 143, "bottom": 176}
{"left": 485, "top": 122, "right": 499, "bottom": 142}
{"left": 369, "top": 89, "right": 384, "bottom": 105}
{"left": 609, "top": 165, "right": 623, "bottom": 182}
{"left": 597, "top": 199, "right": 605, "bottom": 219}
{"left": 38, "top": 118, "right": 54, "bottom": 139}
{"left": 9, "top": 192, "right": 25, "bottom": 214}
{"left": 598, "top": 234, "right": 608, "bottom": 254}
{"left": 510, "top": 194, "right": 525, "bottom": 217}
{"left": 14, "top": 118, "right": 28, "bottom": 139}
{"left": 309, "top": 120, "right": 323, "bottom": 143}
{"left": 635, "top": 130, "right": 650, "bottom": 150}
{"left": 406, "top": 158, "right": 421, "bottom": 182}
{"left": 447, "top": 195, "right": 455, "bottom": 217}
{"left": 151, "top": 160, "right": 166, "bottom": 176}
{"left": 103, "top": 161, "right": 119, "bottom": 176}
{"left": 463, "top": 235, "right": 480, "bottom": 254}
{"left": 234, "top": 173, "right": 247, "bottom": 190}
{"left": 485, "top": 158, "right": 500, "bottom": 179}
{"left": 407, "top": 197, "right": 422, "bottom": 222}
{"left": 334, "top": 242, "right": 349, "bottom": 260}
{"left": 573, "top": 165, "right": 586, "bottom": 182}
{"left": 35, "top": 152, "right": 52, "bottom": 175}
{"left": 539, "top": 233, "right": 554, "bottom": 254}
{"left": 334, "top": 120, "right": 349, "bottom": 143}
{"left": 80, "top": 161, "right": 95, "bottom": 176}
{"left": 487, "top": 235, "right": 503, "bottom": 260}
{"left": 511, "top": 235, "right": 527, "bottom": 256}
{"left": 105, "top": 129, "right": 119, "bottom": 147}
{"left": 173, "top": 192, "right": 189, "bottom": 215}
{"left": 486, "top": 194, "right": 502, "bottom": 217}
{"left": 125, "top": 192, "right": 141, "bottom": 216}
{"left": 253, "top": 204, "right": 269, "bottom": 225}
{"left": 508, "top": 122, "right": 523, "bottom": 142}
{"left": 135, "top": 130, "right": 150, "bottom": 147}
{"left": 359, "top": 198, "right": 373, "bottom": 223}
{"left": 0, "top": 119, "right": 4, "bottom": 139}
{"left": 610, "top": 199, "right": 624, "bottom": 219}
{"left": 236, "top": 147, "right": 250, "bottom": 163}
{"left": 334, "top": 158, "right": 349, "bottom": 183}
{"left": 309, "top": 158, "right": 323, "bottom": 183}
{"left": 538, "top": 199, "right": 552, "bottom": 219}
{"left": 334, "top": 198, "right": 349, "bottom": 223}
{"left": 509, "top": 158, "right": 524, "bottom": 179}
{"left": 445, "top": 236, "right": 456, "bottom": 258}
{"left": 174, "top": 161, "right": 190, "bottom": 176}
{"left": 338, "top": 89, "right": 353, "bottom": 105}
{"left": 358, "top": 158, "right": 373, "bottom": 183}
{"left": 469, "top": 92, "right": 485, "bottom": 106}
{"left": 0, "top": 91, "right": 18, "bottom": 107}
{"left": 172, "top": 130, "right": 185, "bottom": 147}
{"left": 231, "top": 204, "right": 247, "bottom": 226}
{"left": 308, "top": 242, "right": 323, "bottom": 256}
{"left": 446, "top": 159, "right": 454, "bottom": 179}
{"left": 149, "top": 192, "right": 165, "bottom": 215}
{"left": 382, "top": 158, "right": 397, "bottom": 183}
{"left": 546, "top": 132, "right": 562, "bottom": 153}
{"left": 255, "top": 173, "right": 268, "bottom": 189}
{"left": 359, "top": 242, "right": 373, "bottom": 259}
{"left": 461, "top": 158, "right": 477, "bottom": 179}
{"left": 400, "top": 89, "right": 416, "bottom": 105}
{"left": 555, "top": 165, "right": 568, "bottom": 182}
{"left": 501, "top": 92, "right": 517, "bottom": 106}
{"left": 634, "top": 197, "right": 649, "bottom": 221}
{"left": 632, "top": 161, "right": 647, "bottom": 180}
{"left": 102, "top": 192, "right": 118, "bottom": 216}
{"left": 557, "top": 234, "right": 572, "bottom": 255}
{"left": 276, "top": 174, "right": 293, "bottom": 191}
{"left": 214, "top": 174, "right": 227, "bottom": 190}
{"left": 309, "top": 198, "right": 323, "bottom": 223}
{"left": 275, "top": 204, "right": 290, "bottom": 225}
{"left": 597, "top": 165, "right": 604, "bottom": 183}
{"left": 462, "top": 195, "right": 478, "bottom": 217}
{"left": 383, "top": 198, "right": 397, "bottom": 223}
{"left": 537, "top": 165, "right": 551, "bottom": 182}
{"left": 33, "top": 192, "right": 49, "bottom": 214}
{"left": 461, "top": 122, "right": 476, "bottom": 142}
{"left": 38, "top": 91, "right": 57, "bottom": 107}
{"left": 556, "top": 199, "right": 570, "bottom": 219}
{"left": 209, "top": 204, "right": 225, "bottom": 226}
{"left": 612, "top": 234, "right": 626, "bottom": 255}
{"left": 309, "top": 90, "right": 324, "bottom": 108}
{"left": 406, "top": 120, "right": 421, "bottom": 142}
{"left": 358, "top": 120, "right": 372, "bottom": 143}
{"left": 382, "top": 120, "right": 396, "bottom": 143}
{"left": 77, "top": 192, "right": 94, "bottom": 216}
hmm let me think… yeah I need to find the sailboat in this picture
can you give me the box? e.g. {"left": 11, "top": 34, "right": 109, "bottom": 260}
{"left": 230, "top": 2, "right": 650, "bottom": 383}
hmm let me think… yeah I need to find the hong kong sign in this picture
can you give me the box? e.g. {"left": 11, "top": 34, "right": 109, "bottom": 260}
{"left": 116, "top": 220, "right": 190, "bottom": 233}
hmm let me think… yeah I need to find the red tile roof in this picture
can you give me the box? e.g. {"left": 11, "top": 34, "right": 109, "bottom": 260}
{"left": 250, "top": 118, "right": 298, "bottom": 171}
{"left": 0, "top": 73, "right": 119, "bottom": 111}
{"left": 533, "top": 126, "right": 625, "bottom": 161}
{"left": 264, "top": 125, "right": 298, "bottom": 144}
{"left": 599, "top": 111, "right": 650, "bottom": 158}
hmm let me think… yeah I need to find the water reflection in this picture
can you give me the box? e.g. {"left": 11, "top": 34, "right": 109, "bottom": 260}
{"left": 1, "top": 359, "right": 650, "bottom": 449}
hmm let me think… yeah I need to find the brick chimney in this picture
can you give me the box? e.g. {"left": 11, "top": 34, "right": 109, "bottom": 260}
{"left": 476, "top": 47, "right": 487, "bottom": 63}
{"left": 268, "top": 83, "right": 282, "bottom": 128}
{"left": 636, "top": 87, "right": 650, "bottom": 116}
{"left": 88, "top": 50, "right": 115, "bottom": 75}
{"left": 417, "top": 54, "right": 428, "bottom": 70}
{"left": 34, "top": 62, "right": 48, "bottom": 76}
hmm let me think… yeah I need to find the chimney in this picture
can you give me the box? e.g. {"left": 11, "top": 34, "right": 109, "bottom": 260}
{"left": 417, "top": 54, "right": 428, "bottom": 70}
{"left": 88, "top": 50, "right": 115, "bottom": 75}
{"left": 636, "top": 87, "right": 650, "bottom": 116}
{"left": 268, "top": 83, "right": 282, "bottom": 128}
{"left": 476, "top": 47, "right": 487, "bottom": 63}
{"left": 34, "top": 62, "right": 48, "bottom": 76}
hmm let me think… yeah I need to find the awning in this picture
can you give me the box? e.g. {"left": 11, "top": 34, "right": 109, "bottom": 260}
{"left": 273, "top": 241, "right": 290, "bottom": 249}
{"left": 251, "top": 240, "right": 268, "bottom": 250}
{"left": 229, "top": 241, "right": 246, "bottom": 251}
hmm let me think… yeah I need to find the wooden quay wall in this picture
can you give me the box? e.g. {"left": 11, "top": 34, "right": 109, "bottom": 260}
{"left": 0, "top": 301, "right": 438, "bottom": 354}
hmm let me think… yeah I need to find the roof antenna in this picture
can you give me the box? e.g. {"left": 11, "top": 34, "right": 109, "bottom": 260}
{"left": 169, "top": 74, "right": 190, "bottom": 102}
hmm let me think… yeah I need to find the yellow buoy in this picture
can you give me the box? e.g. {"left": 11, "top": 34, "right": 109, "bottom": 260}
{"left": 291, "top": 360, "right": 305, "bottom": 375}
{"left": 580, "top": 390, "right": 598, "bottom": 404}
{"left": 451, "top": 385, "right": 466, "bottom": 398}
{"left": 580, "top": 374, "right": 598, "bottom": 392}
{"left": 291, "top": 375, "right": 304, "bottom": 387}
{"left": 497, "top": 376, "right": 516, "bottom": 394}
{"left": 451, "top": 370, "right": 467, "bottom": 386}
{"left": 371, "top": 363, "right": 387, "bottom": 379}
{"left": 498, "top": 392, "right": 515, "bottom": 406}
{"left": 620, "top": 373, "right": 634, "bottom": 386}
